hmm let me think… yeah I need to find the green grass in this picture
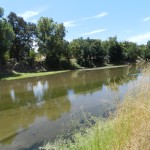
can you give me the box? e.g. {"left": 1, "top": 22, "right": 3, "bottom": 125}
{"left": 41, "top": 66, "right": 150, "bottom": 150}
{"left": 80, "top": 64, "right": 129, "bottom": 71}
{"left": 0, "top": 64, "right": 128, "bottom": 81}
{"left": 1, "top": 70, "right": 70, "bottom": 80}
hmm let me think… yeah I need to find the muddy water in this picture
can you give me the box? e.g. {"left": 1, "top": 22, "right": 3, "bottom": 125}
{"left": 0, "top": 65, "right": 142, "bottom": 150}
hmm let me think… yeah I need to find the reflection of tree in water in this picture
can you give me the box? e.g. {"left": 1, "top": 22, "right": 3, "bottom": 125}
{"left": 0, "top": 67, "right": 137, "bottom": 109}
{"left": 106, "top": 76, "right": 137, "bottom": 91}
{"left": 0, "top": 66, "right": 139, "bottom": 145}
{"left": 0, "top": 96, "right": 71, "bottom": 144}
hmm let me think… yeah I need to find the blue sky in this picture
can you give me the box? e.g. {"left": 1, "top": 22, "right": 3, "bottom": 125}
{"left": 1, "top": 0, "right": 150, "bottom": 44}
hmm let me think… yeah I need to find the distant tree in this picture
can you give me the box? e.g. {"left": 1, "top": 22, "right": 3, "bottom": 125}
{"left": 138, "top": 44, "right": 146, "bottom": 59}
{"left": 107, "top": 36, "right": 124, "bottom": 63}
{"left": 69, "top": 38, "right": 89, "bottom": 67}
{"left": 0, "top": 7, "right": 4, "bottom": 18}
{"left": 70, "top": 38, "right": 106, "bottom": 67}
{"left": 0, "top": 8, "right": 14, "bottom": 65}
{"left": 144, "top": 41, "right": 150, "bottom": 60}
{"left": 36, "top": 17, "right": 66, "bottom": 69}
{"left": 8, "top": 12, "right": 36, "bottom": 62}
{"left": 122, "top": 41, "right": 138, "bottom": 62}
{"left": 90, "top": 39, "right": 106, "bottom": 66}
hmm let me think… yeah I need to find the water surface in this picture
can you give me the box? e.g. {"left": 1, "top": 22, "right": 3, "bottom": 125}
{"left": 0, "top": 65, "right": 142, "bottom": 150}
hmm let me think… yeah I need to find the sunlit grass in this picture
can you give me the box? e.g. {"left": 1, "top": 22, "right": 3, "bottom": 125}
{"left": 41, "top": 65, "right": 150, "bottom": 150}
{"left": 1, "top": 70, "right": 70, "bottom": 80}
{"left": 0, "top": 64, "right": 128, "bottom": 81}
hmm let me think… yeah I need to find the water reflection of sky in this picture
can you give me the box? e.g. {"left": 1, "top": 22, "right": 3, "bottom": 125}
{"left": 10, "top": 89, "right": 16, "bottom": 103}
{"left": 9, "top": 81, "right": 49, "bottom": 105}
{"left": 67, "top": 85, "right": 119, "bottom": 115}
{"left": 26, "top": 82, "right": 32, "bottom": 91}
{"left": 67, "top": 81, "right": 134, "bottom": 116}
{"left": 1, "top": 66, "right": 145, "bottom": 150}
{"left": 33, "top": 81, "right": 49, "bottom": 104}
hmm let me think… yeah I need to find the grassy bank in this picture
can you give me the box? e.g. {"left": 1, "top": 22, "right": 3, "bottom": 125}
{"left": 79, "top": 64, "right": 129, "bottom": 71}
{"left": 0, "top": 64, "right": 129, "bottom": 81}
{"left": 41, "top": 66, "right": 150, "bottom": 150}
{"left": 0, "top": 70, "right": 70, "bottom": 80}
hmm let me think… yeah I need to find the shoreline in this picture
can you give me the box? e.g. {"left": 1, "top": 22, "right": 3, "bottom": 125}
{"left": 0, "top": 70, "right": 70, "bottom": 81}
{"left": 0, "top": 64, "right": 130, "bottom": 81}
{"left": 78, "top": 64, "right": 129, "bottom": 71}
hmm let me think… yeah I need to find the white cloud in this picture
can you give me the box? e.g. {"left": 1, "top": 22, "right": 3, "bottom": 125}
{"left": 94, "top": 12, "right": 108, "bottom": 18}
{"left": 82, "top": 12, "right": 108, "bottom": 20}
{"left": 127, "top": 32, "right": 150, "bottom": 44}
{"left": 63, "top": 12, "right": 108, "bottom": 28}
{"left": 142, "top": 17, "right": 150, "bottom": 22}
{"left": 81, "top": 29, "right": 106, "bottom": 36}
{"left": 63, "top": 20, "right": 77, "bottom": 27}
{"left": 19, "top": 11, "right": 39, "bottom": 20}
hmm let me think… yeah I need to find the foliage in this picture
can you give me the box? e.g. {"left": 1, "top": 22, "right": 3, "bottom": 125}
{"left": 144, "top": 41, "right": 150, "bottom": 60}
{"left": 0, "top": 8, "right": 14, "bottom": 65}
{"left": 26, "top": 49, "right": 36, "bottom": 66}
{"left": 0, "top": 7, "right": 4, "bottom": 18}
{"left": 37, "top": 17, "right": 68, "bottom": 69}
{"left": 0, "top": 6, "right": 150, "bottom": 70}
{"left": 107, "top": 36, "right": 124, "bottom": 63}
{"left": 70, "top": 38, "right": 106, "bottom": 67}
{"left": 90, "top": 39, "right": 106, "bottom": 66}
{"left": 122, "top": 41, "right": 139, "bottom": 62}
{"left": 8, "top": 12, "right": 36, "bottom": 62}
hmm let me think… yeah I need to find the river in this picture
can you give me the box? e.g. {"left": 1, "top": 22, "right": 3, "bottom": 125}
{"left": 0, "top": 64, "right": 143, "bottom": 150}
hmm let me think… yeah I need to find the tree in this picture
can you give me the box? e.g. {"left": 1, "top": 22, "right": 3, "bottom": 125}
{"left": 90, "top": 39, "right": 106, "bottom": 66}
{"left": 0, "top": 7, "right": 4, "bottom": 18}
{"left": 70, "top": 38, "right": 106, "bottom": 67}
{"left": 0, "top": 8, "right": 14, "bottom": 65}
{"left": 36, "top": 17, "right": 66, "bottom": 69}
{"left": 107, "top": 36, "right": 124, "bottom": 63}
{"left": 8, "top": 12, "right": 36, "bottom": 62}
{"left": 122, "top": 41, "right": 138, "bottom": 62}
{"left": 69, "top": 38, "right": 88, "bottom": 67}
{"left": 144, "top": 41, "right": 150, "bottom": 60}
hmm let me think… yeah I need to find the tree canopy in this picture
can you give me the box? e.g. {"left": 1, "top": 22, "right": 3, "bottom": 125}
{"left": 0, "top": 8, "right": 14, "bottom": 64}
{"left": 7, "top": 12, "right": 36, "bottom": 62}
{"left": 0, "top": 6, "right": 150, "bottom": 70}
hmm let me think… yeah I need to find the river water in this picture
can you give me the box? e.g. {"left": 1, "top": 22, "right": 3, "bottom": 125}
{"left": 0, "top": 64, "right": 143, "bottom": 150}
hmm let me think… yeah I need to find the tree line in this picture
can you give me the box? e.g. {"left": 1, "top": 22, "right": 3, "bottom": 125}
{"left": 1, "top": 7, "right": 150, "bottom": 70}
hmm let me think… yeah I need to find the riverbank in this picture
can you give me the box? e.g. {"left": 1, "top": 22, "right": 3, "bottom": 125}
{"left": 0, "top": 64, "right": 130, "bottom": 81}
{"left": 41, "top": 65, "right": 150, "bottom": 150}
{"left": 0, "top": 70, "right": 70, "bottom": 80}
{"left": 78, "top": 64, "right": 129, "bottom": 71}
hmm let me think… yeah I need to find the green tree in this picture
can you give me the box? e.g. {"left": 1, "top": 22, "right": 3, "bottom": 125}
{"left": 37, "top": 17, "right": 66, "bottom": 69}
{"left": 107, "top": 37, "right": 124, "bottom": 63}
{"left": 70, "top": 38, "right": 106, "bottom": 67}
{"left": 0, "top": 7, "right": 4, "bottom": 18}
{"left": 122, "top": 41, "right": 138, "bottom": 62}
{"left": 90, "top": 39, "right": 106, "bottom": 66}
{"left": 8, "top": 12, "right": 36, "bottom": 62}
{"left": 69, "top": 38, "right": 89, "bottom": 67}
{"left": 144, "top": 41, "right": 150, "bottom": 60}
{"left": 0, "top": 8, "right": 14, "bottom": 65}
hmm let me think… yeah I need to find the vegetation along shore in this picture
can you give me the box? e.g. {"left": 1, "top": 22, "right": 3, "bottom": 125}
{"left": 0, "top": 6, "right": 150, "bottom": 81}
